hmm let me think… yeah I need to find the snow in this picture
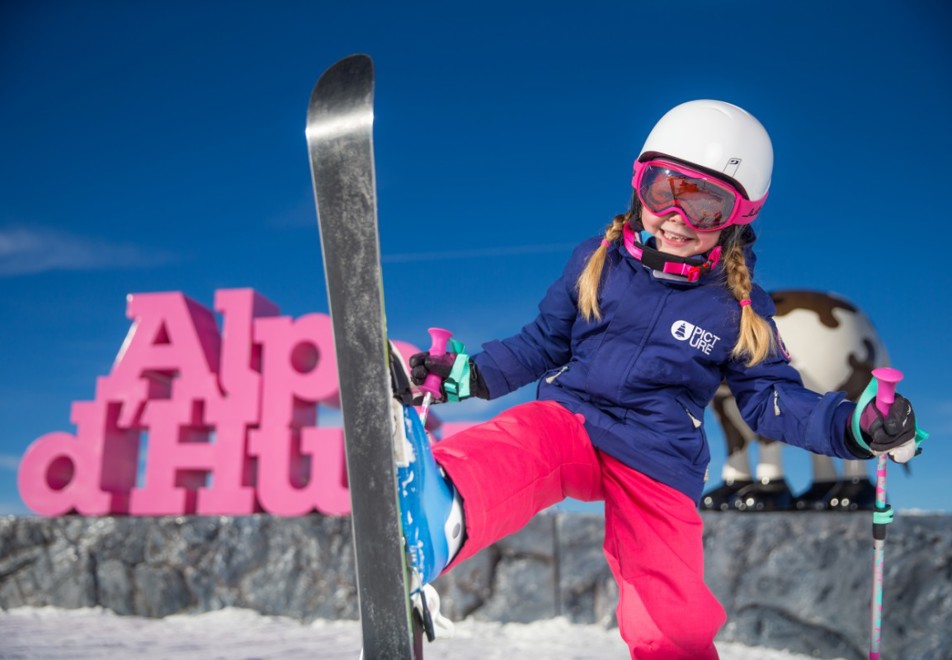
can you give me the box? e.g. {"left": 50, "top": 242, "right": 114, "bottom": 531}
{"left": 0, "top": 607, "right": 841, "bottom": 659}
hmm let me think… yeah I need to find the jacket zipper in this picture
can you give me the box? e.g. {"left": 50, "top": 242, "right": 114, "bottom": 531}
{"left": 680, "top": 403, "right": 702, "bottom": 429}
{"left": 545, "top": 365, "right": 569, "bottom": 384}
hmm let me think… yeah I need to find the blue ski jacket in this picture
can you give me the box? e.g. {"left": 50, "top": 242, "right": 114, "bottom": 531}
{"left": 471, "top": 235, "right": 861, "bottom": 504}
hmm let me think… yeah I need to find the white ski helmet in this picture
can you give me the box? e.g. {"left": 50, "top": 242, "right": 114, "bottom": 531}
{"left": 637, "top": 100, "right": 773, "bottom": 203}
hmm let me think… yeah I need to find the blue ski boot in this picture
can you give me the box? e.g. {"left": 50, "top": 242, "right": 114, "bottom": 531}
{"left": 392, "top": 398, "right": 465, "bottom": 587}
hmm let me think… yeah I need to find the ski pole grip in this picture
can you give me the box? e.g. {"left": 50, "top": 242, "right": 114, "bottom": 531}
{"left": 872, "top": 367, "right": 903, "bottom": 416}
{"left": 420, "top": 327, "right": 453, "bottom": 399}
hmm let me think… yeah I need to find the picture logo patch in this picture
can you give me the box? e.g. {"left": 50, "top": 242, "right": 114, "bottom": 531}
{"left": 671, "top": 320, "right": 720, "bottom": 355}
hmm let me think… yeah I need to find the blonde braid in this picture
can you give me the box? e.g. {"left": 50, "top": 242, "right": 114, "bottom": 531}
{"left": 577, "top": 212, "right": 631, "bottom": 321}
{"left": 724, "top": 240, "right": 776, "bottom": 366}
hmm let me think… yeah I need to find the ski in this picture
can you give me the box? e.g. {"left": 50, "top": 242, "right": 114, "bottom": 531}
{"left": 306, "top": 54, "right": 423, "bottom": 659}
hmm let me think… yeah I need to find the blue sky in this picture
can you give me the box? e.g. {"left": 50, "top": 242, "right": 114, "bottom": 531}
{"left": 2, "top": 1, "right": 950, "bottom": 515}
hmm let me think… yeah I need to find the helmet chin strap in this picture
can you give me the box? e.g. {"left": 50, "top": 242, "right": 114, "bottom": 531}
{"left": 622, "top": 221, "right": 721, "bottom": 283}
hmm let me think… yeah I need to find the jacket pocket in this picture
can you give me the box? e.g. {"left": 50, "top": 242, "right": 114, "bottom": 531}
{"left": 676, "top": 396, "right": 709, "bottom": 465}
{"left": 679, "top": 402, "right": 703, "bottom": 429}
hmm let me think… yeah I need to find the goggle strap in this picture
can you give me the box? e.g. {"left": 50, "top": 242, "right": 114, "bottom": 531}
{"left": 662, "top": 261, "right": 701, "bottom": 282}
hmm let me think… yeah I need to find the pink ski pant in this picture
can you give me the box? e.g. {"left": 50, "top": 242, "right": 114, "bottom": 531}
{"left": 432, "top": 400, "right": 726, "bottom": 659}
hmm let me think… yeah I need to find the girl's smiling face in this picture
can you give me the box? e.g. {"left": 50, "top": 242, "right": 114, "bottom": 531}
{"left": 640, "top": 207, "right": 723, "bottom": 258}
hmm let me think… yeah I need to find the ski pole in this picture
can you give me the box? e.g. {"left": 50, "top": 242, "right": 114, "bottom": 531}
{"left": 869, "top": 366, "right": 902, "bottom": 660}
{"left": 418, "top": 327, "right": 452, "bottom": 427}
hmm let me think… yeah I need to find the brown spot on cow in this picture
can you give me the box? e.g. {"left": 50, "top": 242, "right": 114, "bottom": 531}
{"left": 838, "top": 339, "right": 877, "bottom": 394}
{"left": 771, "top": 290, "right": 858, "bottom": 328}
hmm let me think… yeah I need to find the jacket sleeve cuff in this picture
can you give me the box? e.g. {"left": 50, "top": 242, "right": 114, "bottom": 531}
{"left": 470, "top": 350, "right": 508, "bottom": 400}
{"left": 843, "top": 412, "right": 875, "bottom": 459}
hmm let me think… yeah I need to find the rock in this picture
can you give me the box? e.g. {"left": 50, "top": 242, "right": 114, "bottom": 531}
{"left": 555, "top": 513, "right": 614, "bottom": 625}
{"left": 1, "top": 511, "right": 950, "bottom": 659}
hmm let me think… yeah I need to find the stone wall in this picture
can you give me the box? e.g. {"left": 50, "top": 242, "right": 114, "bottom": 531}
{"left": 1, "top": 513, "right": 949, "bottom": 659}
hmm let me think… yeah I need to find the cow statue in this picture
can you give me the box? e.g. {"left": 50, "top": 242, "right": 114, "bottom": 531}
{"left": 702, "top": 290, "right": 888, "bottom": 512}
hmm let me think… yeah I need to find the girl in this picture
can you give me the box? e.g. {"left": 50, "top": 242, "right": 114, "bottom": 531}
{"left": 399, "top": 100, "right": 920, "bottom": 659}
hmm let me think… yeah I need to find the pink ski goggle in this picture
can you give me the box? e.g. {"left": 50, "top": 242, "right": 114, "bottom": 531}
{"left": 632, "top": 158, "right": 766, "bottom": 232}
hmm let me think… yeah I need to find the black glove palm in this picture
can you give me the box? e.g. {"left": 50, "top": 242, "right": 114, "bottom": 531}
{"left": 849, "top": 394, "right": 919, "bottom": 463}
{"left": 409, "top": 352, "right": 490, "bottom": 403}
